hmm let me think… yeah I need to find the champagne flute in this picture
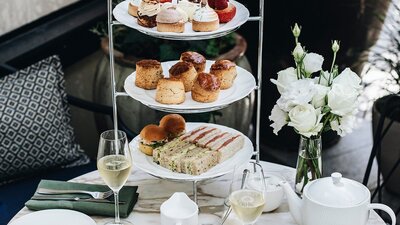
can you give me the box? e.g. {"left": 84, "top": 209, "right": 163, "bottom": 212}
{"left": 97, "top": 130, "right": 133, "bottom": 225}
{"left": 228, "top": 163, "right": 266, "bottom": 225}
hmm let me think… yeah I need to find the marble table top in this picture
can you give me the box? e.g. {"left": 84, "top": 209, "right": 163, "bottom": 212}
{"left": 11, "top": 161, "right": 386, "bottom": 225}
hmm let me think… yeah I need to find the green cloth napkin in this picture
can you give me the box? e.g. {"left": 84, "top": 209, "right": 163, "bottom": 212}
{"left": 25, "top": 180, "right": 138, "bottom": 218}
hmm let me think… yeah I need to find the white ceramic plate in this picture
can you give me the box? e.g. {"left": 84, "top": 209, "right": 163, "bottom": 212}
{"left": 113, "top": 0, "right": 250, "bottom": 40}
{"left": 124, "top": 60, "right": 256, "bottom": 111}
{"left": 130, "top": 122, "right": 254, "bottom": 181}
{"left": 9, "top": 209, "right": 96, "bottom": 225}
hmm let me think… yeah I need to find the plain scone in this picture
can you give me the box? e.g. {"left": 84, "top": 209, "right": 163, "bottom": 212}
{"left": 135, "top": 59, "right": 163, "bottom": 90}
{"left": 155, "top": 78, "right": 185, "bottom": 104}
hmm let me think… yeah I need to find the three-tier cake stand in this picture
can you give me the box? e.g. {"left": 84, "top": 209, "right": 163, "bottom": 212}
{"left": 106, "top": 0, "right": 264, "bottom": 202}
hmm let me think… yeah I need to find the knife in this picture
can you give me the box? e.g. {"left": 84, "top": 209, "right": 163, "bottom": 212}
{"left": 31, "top": 195, "right": 126, "bottom": 204}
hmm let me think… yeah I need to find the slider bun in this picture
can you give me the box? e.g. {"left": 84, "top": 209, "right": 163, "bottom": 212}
{"left": 159, "top": 114, "right": 186, "bottom": 138}
{"left": 139, "top": 143, "right": 154, "bottom": 156}
{"left": 140, "top": 124, "right": 167, "bottom": 142}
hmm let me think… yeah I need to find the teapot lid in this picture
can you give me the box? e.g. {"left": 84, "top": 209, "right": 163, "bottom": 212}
{"left": 305, "top": 173, "right": 369, "bottom": 207}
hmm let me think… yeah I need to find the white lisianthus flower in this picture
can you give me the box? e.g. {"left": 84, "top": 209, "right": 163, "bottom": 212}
{"left": 288, "top": 104, "right": 324, "bottom": 138}
{"left": 303, "top": 53, "right": 324, "bottom": 74}
{"left": 293, "top": 43, "right": 305, "bottom": 62}
{"left": 269, "top": 104, "right": 288, "bottom": 135}
{"left": 333, "top": 68, "right": 362, "bottom": 90}
{"left": 277, "top": 79, "right": 316, "bottom": 111}
{"left": 312, "top": 84, "right": 329, "bottom": 108}
{"left": 330, "top": 114, "right": 356, "bottom": 136}
{"left": 328, "top": 83, "right": 358, "bottom": 116}
{"left": 270, "top": 67, "right": 298, "bottom": 94}
{"left": 318, "top": 71, "right": 333, "bottom": 86}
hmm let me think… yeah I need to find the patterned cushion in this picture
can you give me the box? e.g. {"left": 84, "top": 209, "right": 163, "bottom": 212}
{"left": 0, "top": 55, "right": 89, "bottom": 182}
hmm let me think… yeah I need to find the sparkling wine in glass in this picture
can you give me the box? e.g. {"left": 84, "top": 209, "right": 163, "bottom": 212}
{"left": 229, "top": 164, "right": 266, "bottom": 225}
{"left": 97, "top": 130, "right": 133, "bottom": 225}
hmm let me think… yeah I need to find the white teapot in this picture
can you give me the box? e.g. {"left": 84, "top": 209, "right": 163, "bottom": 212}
{"left": 281, "top": 172, "right": 396, "bottom": 225}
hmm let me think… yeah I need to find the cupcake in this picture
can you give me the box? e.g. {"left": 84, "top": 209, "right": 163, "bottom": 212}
{"left": 161, "top": 3, "right": 189, "bottom": 22}
{"left": 210, "top": 59, "right": 237, "bottom": 89}
{"left": 135, "top": 59, "right": 163, "bottom": 90}
{"left": 180, "top": 51, "right": 206, "bottom": 73}
{"left": 156, "top": 6, "right": 185, "bottom": 33}
{"left": 128, "top": 0, "right": 141, "bottom": 17}
{"left": 191, "top": 72, "right": 221, "bottom": 103}
{"left": 156, "top": 78, "right": 186, "bottom": 104}
{"left": 137, "top": 0, "right": 161, "bottom": 28}
{"left": 192, "top": 5, "right": 219, "bottom": 32}
{"left": 177, "top": 0, "right": 200, "bottom": 21}
{"left": 169, "top": 61, "right": 198, "bottom": 92}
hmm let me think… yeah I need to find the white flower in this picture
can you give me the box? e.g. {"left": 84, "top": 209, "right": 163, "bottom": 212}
{"left": 328, "top": 83, "right": 358, "bottom": 116}
{"left": 277, "top": 79, "right": 316, "bottom": 111}
{"left": 288, "top": 104, "right": 324, "bottom": 138}
{"left": 312, "top": 84, "right": 329, "bottom": 108}
{"left": 333, "top": 68, "right": 362, "bottom": 90}
{"left": 303, "top": 53, "right": 324, "bottom": 74}
{"left": 292, "top": 43, "right": 305, "bottom": 62}
{"left": 330, "top": 114, "right": 356, "bottom": 136}
{"left": 269, "top": 104, "right": 288, "bottom": 135}
{"left": 318, "top": 71, "right": 333, "bottom": 86}
{"left": 270, "top": 67, "right": 298, "bottom": 94}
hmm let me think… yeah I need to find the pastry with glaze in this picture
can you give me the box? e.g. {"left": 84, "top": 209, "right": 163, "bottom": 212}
{"left": 180, "top": 51, "right": 206, "bottom": 73}
{"left": 135, "top": 59, "right": 163, "bottom": 90}
{"left": 210, "top": 59, "right": 237, "bottom": 89}
{"left": 191, "top": 72, "right": 221, "bottom": 103}
{"left": 169, "top": 61, "right": 198, "bottom": 92}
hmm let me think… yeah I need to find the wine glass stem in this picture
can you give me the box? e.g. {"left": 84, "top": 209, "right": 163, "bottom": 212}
{"left": 114, "top": 191, "right": 120, "bottom": 224}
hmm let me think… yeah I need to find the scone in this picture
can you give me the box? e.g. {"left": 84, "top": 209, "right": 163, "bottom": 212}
{"left": 137, "top": 0, "right": 160, "bottom": 28}
{"left": 192, "top": 5, "right": 219, "bottom": 32}
{"left": 156, "top": 6, "right": 185, "bottom": 33}
{"left": 156, "top": 78, "right": 185, "bottom": 104}
{"left": 210, "top": 59, "right": 237, "bottom": 89}
{"left": 169, "top": 61, "right": 198, "bottom": 92}
{"left": 191, "top": 72, "right": 221, "bottom": 103}
{"left": 128, "top": 0, "right": 141, "bottom": 17}
{"left": 180, "top": 51, "right": 206, "bottom": 72}
{"left": 135, "top": 59, "right": 163, "bottom": 90}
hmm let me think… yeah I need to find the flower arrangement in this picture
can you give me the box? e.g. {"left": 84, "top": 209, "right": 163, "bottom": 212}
{"left": 269, "top": 24, "right": 362, "bottom": 193}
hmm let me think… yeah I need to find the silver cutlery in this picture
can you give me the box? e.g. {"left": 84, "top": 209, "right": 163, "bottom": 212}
{"left": 31, "top": 195, "right": 126, "bottom": 204}
{"left": 37, "top": 188, "right": 114, "bottom": 199}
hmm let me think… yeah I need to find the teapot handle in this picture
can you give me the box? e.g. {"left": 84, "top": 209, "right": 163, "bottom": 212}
{"left": 368, "top": 203, "right": 396, "bottom": 225}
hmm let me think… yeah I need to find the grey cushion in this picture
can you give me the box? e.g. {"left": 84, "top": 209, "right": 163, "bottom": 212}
{"left": 0, "top": 55, "right": 89, "bottom": 182}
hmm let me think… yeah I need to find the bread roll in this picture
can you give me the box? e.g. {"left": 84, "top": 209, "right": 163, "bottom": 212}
{"left": 155, "top": 78, "right": 185, "bottom": 104}
{"left": 210, "top": 60, "right": 237, "bottom": 89}
{"left": 191, "top": 72, "right": 221, "bottom": 103}
{"left": 159, "top": 114, "right": 186, "bottom": 139}
{"left": 135, "top": 60, "right": 163, "bottom": 90}
{"left": 169, "top": 62, "right": 198, "bottom": 92}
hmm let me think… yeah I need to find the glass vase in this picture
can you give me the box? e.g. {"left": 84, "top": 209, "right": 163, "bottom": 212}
{"left": 295, "top": 136, "right": 322, "bottom": 194}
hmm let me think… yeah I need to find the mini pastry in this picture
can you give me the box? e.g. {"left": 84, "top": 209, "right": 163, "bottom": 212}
{"left": 192, "top": 5, "right": 219, "bottom": 32}
{"left": 177, "top": 0, "right": 200, "bottom": 21}
{"left": 161, "top": 3, "right": 189, "bottom": 22}
{"left": 208, "top": 0, "right": 236, "bottom": 23}
{"left": 135, "top": 59, "right": 163, "bottom": 90}
{"left": 169, "top": 61, "right": 198, "bottom": 92}
{"left": 156, "top": 6, "right": 185, "bottom": 33}
{"left": 210, "top": 59, "right": 237, "bottom": 89}
{"left": 159, "top": 114, "right": 186, "bottom": 140}
{"left": 128, "top": 0, "right": 141, "bottom": 17}
{"left": 137, "top": 0, "right": 160, "bottom": 28}
{"left": 156, "top": 78, "right": 186, "bottom": 104}
{"left": 180, "top": 51, "right": 206, "bottom": 72}
{"left": 191, "top": 72, "right": 221, "bottom": 103}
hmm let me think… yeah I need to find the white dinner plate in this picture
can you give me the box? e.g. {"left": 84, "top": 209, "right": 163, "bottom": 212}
{"left": 130, "top": 122, "right": 253, "bottom": 181}
{"left": 124, "top": 60, "right": 256, "bottom": 111}
{"left": 113, "top": 0, "right": 250, "bottom": 40}
{"left": 9, "top": 209, "right": 96, "bottom": 225}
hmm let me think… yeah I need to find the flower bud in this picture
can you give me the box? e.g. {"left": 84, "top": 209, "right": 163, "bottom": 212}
{"left": 292, "top": 23, "right": 301, "bottom": 38}
{"left": 332, "top": 40, "right": 340, "bottom": 53}
{"left": 292, "top": 43, "right": 305, "bottom": 62}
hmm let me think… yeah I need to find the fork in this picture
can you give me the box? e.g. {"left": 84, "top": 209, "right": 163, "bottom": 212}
{"left": 37, "top": 188, "right": 114, "bottom": 199}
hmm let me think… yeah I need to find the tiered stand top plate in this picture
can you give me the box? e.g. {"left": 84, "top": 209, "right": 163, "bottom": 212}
{"left": 129, "top": 122, "right": 253, "bottom": 181}
{"left": 124, "top": 60, "right": 256, "bottom": 113}
{"left": 113, "top": 0, "right": 250, "bottom": 40}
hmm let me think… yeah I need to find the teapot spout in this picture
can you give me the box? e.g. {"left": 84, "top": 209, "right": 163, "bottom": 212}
{"left": 280, "top": 181, "right": 303, "bottom": 225}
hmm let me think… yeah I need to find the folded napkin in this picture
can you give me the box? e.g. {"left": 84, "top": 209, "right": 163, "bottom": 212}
{"left": 25, "top": 180, "right": 138, "bottom": 218}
